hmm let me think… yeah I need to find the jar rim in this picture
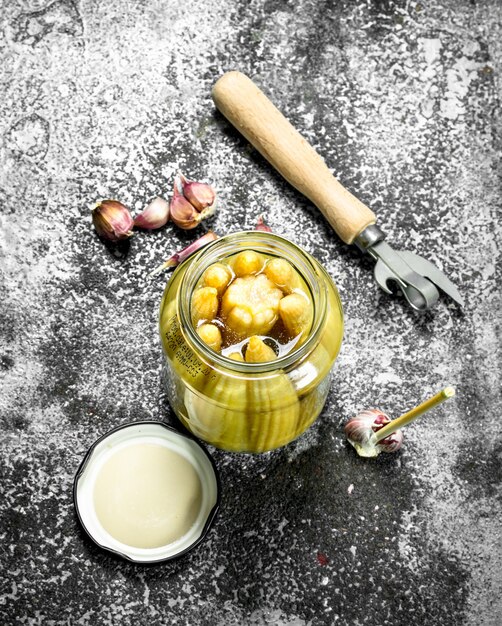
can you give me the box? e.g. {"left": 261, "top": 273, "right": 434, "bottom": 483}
{"left": 178, "top": 231, "right": 339, "bottom": 373}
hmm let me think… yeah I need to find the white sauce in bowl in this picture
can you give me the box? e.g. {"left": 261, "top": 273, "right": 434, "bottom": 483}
{"left": 93, "top": 443, "right": 203, "bottom": 549}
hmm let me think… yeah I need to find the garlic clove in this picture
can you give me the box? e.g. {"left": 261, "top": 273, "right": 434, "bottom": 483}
{"left": 225, "top": 306, "right": 253, "bottom": 337}
{"left": 169, "top": 174, "right": 217, "bottom": 230}
{"left": 134, "top": 197, "right": 170, "bottom": 229}
{"left": 255, "top": 214, "right": 273, "bottom": 232}
{"left": 169, "top": 187, "right": 202, "bottom": 230}
{"left": 92, "top": 199, "right": 134, "bottom": 242}
{"left": 253, "top": 308, "right": 276, "bottom": 332}
{"left": 179, "top": 173, "right": 216, "bottom": 212}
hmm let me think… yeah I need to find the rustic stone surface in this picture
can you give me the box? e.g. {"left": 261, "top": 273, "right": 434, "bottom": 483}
{"left": 0, "top": 1, "right": 501, "bottom": 624}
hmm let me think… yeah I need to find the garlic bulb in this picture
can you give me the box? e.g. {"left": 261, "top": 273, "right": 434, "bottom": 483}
{"left": 245, "top": 341, "right": 300, "bottom": 451}
{"left": 191, "top": 287, "right": 219, "bottom": 327}
{"left": 202, "top": 263, "right": 232, "bottom": 295}
{"left": 196, "top": 323, "right": 223, "bottom": 352}
{"left": 184, "top": 356, "right": 248, "bottom": 450}
{"left": 245, "top": 336, "right": 277, "bottom": 362}
{"left": 345, "top": 388, "right": 455, "bottom": 458}
{"left": 344, "top": 409, "right": 403, "bottom": 458}
{"left": 231, "top": 250, "right": 264, "bottom": 277}
{"left": 265, "top": 258, "right": 297, "bottom": 292}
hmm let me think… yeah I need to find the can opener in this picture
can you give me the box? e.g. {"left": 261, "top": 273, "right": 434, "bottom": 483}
{"left": 212, "top": 72, "right": 463, "bottom": 311}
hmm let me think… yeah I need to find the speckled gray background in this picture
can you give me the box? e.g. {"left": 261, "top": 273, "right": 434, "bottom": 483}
{"left": 1, "top": 0, "right": 501, "bottom": 625}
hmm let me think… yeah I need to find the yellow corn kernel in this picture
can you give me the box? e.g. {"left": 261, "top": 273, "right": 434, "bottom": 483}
{"left": 245, "top": 336, "right": 276, "bottom": 363}
{"left": 196, "top": 323, "right": 222, "bottom": 352}
{"left": 279, "top": 293, "right": 313, "bottom": 342}
{"left": 221, "top": 274, "right": 283, "bottom": 338}
{"left": 191, "top": 286, "right": 219, "bottom": 326}
{"left": 231, "top": 250, "right": 264, "bottom": 277}
{"left": 202, "top": 263, "right": 232, "bottom": 295}
{"left": 264, "top": 258, "right": 298, "bottom": 293}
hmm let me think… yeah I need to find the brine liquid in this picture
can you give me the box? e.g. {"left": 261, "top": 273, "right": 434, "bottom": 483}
{"left": 93, "top": 443, "right": 202, "bottom": 549}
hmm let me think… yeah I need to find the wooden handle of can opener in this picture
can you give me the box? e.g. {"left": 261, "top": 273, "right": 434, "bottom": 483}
{"left": 212, "top": 71, "right": 376, "bottom": 244}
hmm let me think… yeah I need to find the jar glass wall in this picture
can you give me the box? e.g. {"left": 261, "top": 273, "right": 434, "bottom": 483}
{"left": 159, "top": 232, "right": 343, "bottom": 453}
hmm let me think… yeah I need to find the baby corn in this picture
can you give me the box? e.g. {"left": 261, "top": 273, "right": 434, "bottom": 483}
{"left": 245, "top": 336, "right": 276, "bottom": 362}
{"left": 279, "top": 293, "right": 313, "bottom": 343}
{"left": 265, "top": 258, "right": 298, "bottom": 293}
{"left": 221, "top": 274, "right": 283, "bottom": 338}
{"left": 197, "top": 323, "right": 222, "bottom": 352}
{"left": 202, "top": 263, "right": 232, "bottom": 295}
{"left": 185, "top": 352, "right": 247, "bottom": 449}
{"left": 191, "top": 286, "right": 219, "bottom": 326}
{"left": 232, "top": 250, "right": 264, "bottom": 276}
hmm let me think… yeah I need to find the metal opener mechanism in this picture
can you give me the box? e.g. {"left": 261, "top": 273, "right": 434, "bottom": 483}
{"left": 355, "top": 225, "right": 464, "bottom": 311}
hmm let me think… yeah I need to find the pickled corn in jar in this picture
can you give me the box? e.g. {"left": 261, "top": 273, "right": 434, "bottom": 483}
{"left": 159, "top": 232, "right": 343, "bottom": 453}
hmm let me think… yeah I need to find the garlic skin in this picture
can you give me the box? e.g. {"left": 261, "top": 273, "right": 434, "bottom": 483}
{"left": 344, "top": 409, "right": 404, "bottom": 458}
{"left": 169, "top": 174, "right": 216, "bottom": 230}
{"left": 149, "top": 231, "right": 218, "bottom": 277}
{"left": 134, "top": 197, "right": 170, "bottom": 229}
{"left": 92, "top": 200, "right": 134, "bottom": 242}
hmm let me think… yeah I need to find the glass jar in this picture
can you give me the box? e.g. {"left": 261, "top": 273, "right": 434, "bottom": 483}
{"left": 159, "top": 232, "right": 343, "bottom": 453}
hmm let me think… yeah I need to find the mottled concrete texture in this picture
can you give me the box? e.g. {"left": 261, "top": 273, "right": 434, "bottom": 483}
{"left": 0, "top": 0, "right": 501, "bottom": 624}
